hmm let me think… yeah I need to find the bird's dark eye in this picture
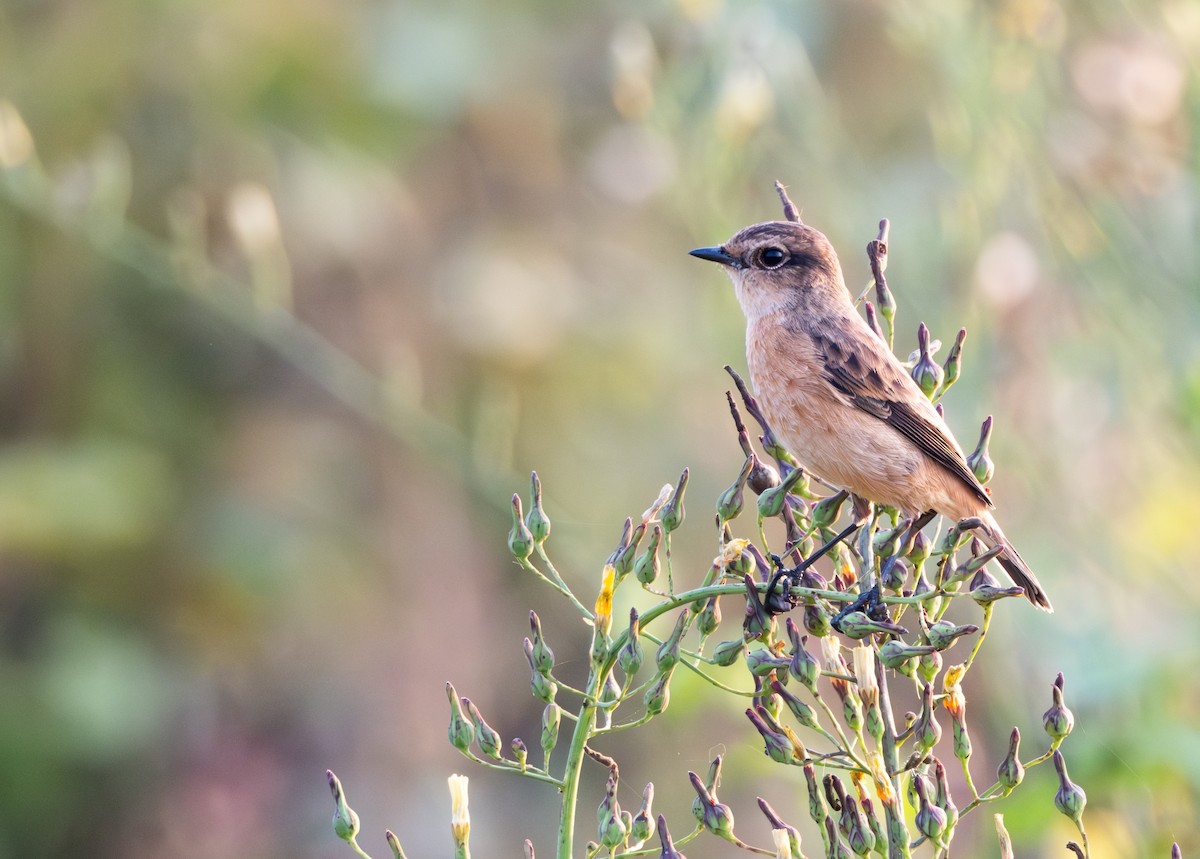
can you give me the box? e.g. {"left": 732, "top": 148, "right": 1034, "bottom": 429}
{"left": 757, "top": 247, "right": 788, "bottom": 269}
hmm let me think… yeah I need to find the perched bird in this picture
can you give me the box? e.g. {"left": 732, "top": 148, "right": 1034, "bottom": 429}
{"left": 689, "top": 186, "right": 1052, "bottom": 611}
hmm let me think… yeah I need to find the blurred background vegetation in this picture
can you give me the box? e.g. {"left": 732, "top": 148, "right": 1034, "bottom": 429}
{"left": 1, "top": 0, "right": 1198, "bottom": 856}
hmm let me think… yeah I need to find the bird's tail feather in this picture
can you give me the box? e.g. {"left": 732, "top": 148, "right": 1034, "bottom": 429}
{"left": 977, "top": 512, "right": 1053, "bottom": 612}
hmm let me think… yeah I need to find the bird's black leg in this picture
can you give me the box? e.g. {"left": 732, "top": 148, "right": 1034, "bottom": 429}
{"left": 831, "top": 581, "right": 881, "bottom": 631}
{"left": 764, "top": 520, "right": 862, "bottom": 608}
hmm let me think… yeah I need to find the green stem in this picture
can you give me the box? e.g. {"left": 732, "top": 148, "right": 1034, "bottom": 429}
{"left": 556, "top": 640, "right": 608, "bottom": 859}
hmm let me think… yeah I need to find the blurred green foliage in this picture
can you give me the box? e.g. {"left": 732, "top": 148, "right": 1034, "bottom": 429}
{"left": 0, "top": 0, "right": 1198, "bottom": 856}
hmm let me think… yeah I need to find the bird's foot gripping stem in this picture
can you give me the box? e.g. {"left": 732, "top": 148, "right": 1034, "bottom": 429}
{"left": 763, "top": 520, "right": 862, "bottom": 612}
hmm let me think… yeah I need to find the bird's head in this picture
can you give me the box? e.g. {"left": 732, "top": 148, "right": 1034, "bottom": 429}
{"left": 689, "top": 185, "right": 850, "bottom": 320}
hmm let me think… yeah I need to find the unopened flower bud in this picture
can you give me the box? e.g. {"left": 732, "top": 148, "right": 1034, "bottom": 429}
{"left": 511, "top": 738, "right": 528, "bottom": 771}
{"left": 743, "top": 574, "right": 774, "bottom": 641}
{"left": 836, "top": 611, "right": 908, "bottom": 639}
{"left": 786, "top": 619, "right": 822, "bottom": 692}
{"left": 618, "top": 609, "right": 644, "bottom": 675}
{"left": 841, "top": 796, "right": 874, "bottom": 856}
{"left": 1053, "top": 750, "right": 1087, "bottom": 823}
{"left": 697, "top": 595, "right": 722, "bottom": 637}
{"left": 613, "top": 522, "right": 646, "bottom": 579}
{"left": 913, "top": 774, "right": 947, "bottom": 846}
{"left": 941, "top": 327, "right": 967, "bottom": 392}
{"left": 758, "top": 465, "right": 806, "bottom": 518}
{"left": 917, "top": 649, "right": 942, "bottom": 684}
{"left": 630, "top": 783, "right": 656, "bottom": 847}
{"left": 528, "top": 663, "right": 558, "bottom": 704}
{"left": 327, "top": 770, "right": 360, "bottom": 842}
{"left": 748, "top": 454, "right": 782, "bottom": 496}
{"left": 528, "top": 611, "right": 554, "bottom": 674}
{"left": 540, "top": 703, "right": 561, "bottom": 760}
{"left": 656, "top": 611, "right": 689, "bottom": 672}
{"left": 745, "top": 647, "right": 788, "bottom": 678}
{"left": 385, "top": 830, "right": 409, "bottom": 859}
{"left": 933, "top": 758, "right": 958, "bottom": 832}
{"left": 1171, "top": 845, "right": 1182, "bottom": 859}
{"left": 969, "top": 567, "right": 1024, "bottom": 604}
{"left": 997, "top": 727, "right": 1025, "bottom": 793}
{"left": 508, "top": 493, "right": 534, "bottom": 559}
{"left": 908, "top": 529, "right": 932, "bottom": 566}
{"left": 687, "top": 770, "right": 737, "bottom": 841}
{"left": 1043, "top": 672, "right": 1075, "bottom": 745}
{"left": 914, "top": 683, "right": 942, "bottom": 753}
{"left": 771, "top": 679, "right": 819, "bottom": 730}
{"left": 757, "top": 798, "right": 802, "bottom": 859}
{"left": 878, "top": 639, "right": 937, "bottom": 671}
{"left": 911, "top": 323, "right": 944, "bottom": 398}
{"left": 644, "top": 667, "right": 673, "bottom": 716}
{"left": 598, "top": 807, "right": 627, "bottom": 850}
{"left": 823, "top": 816, "right": 854, "bottom": 859}
{"left": 526, "top": 471, "right": 551, "bottom": 543}
{"left": 812, "top": 490, "right": 849, "bottom": 529}
{"left": 880, "top": 555, "right": 909, "bottom": 592}
{"left": 926, "top": 619, "right": 979, "bottom": 651}
{"left": 462, "top": 697, "right": 501, "bottom": 759}
{"left": 717, "top": 457, "right": 754, "bottom": 523}
{"left": 967, "top": 416, "right": 995, "bottom": 485}
{"left": 635, "top": 524, "right": 662, "bottom": 585}
{"left": 711, "top": 638, "right": 744, "bottom": 666}
{"left": 746, "top": 707, "right": 794, "bottom": 764}
{"left": 803, "top": 600, "right": 832, "bottom": 637}
{"left": 657, "top": 815, "right": 686, "bottom": 859}
{"left": 446, "top": 682, "right": 475, "bottom": 752}
{"left": 873, "top": 517, "right": 910, "bottom": 559}
{"left": 660, "top": 468, "right": 688, "bottom": 533}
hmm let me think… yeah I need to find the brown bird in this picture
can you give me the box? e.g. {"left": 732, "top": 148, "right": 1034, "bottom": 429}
{"left": 689, "top": 186, "right": 1052, "bottom": 611}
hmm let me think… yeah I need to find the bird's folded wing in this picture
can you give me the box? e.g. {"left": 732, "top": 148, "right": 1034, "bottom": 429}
{"left": 814, "top": 329, "right": 992, "bottom": 508}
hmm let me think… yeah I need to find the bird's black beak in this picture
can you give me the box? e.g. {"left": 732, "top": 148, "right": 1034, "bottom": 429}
{"left": 689, "top": 246, "right": 740, "bottom": 267}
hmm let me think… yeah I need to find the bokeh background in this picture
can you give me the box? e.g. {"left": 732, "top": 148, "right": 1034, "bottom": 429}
{"left": 1, "top": 0, "right": 1198, "bottom": 856}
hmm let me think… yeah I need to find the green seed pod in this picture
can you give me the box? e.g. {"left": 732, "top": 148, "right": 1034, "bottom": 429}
{"left": 1043, "top": 672, "right": 1075, "bottom": 744}
{"left": 528, "top": 611, "right": 554, "bottom": 675}
{"left": 508, "top": 493, "right": 534, "bottom": 560}
{"left": 745, "top": 708, "right": 793, "bottom": 764}
{"left": 941, "top": 327, "right": 967, "bottom": 392}
{"left": 634, "top": 523, "right": 662, "bottom": 585}
{"left": 613, "top": 522, "right": 646, "bottom": 579}
{"left": 711, "top": 638, "right": 744, "bottom": 667}
{"left": 911, "top": 322, "right": 945, "bottom": 399}
{"left": 618, "top": 609, "right": 644, "bottom": 675}
{"left": 917, "top": 649, "right": 942, "bottom": 684}
{"left": 745, "top": 647, "right": 787, "bottom": 677}
{"left": 688, "top": 771, "right": 737, "bottom": 842}
{"left": 445, "top": 682, "right": 475, "bottom": 752}
{"left": 913, "top": 775, "right": 947, "bottom": 847}
{"left": 644, "top": 667, "right": 673, "bottom": 716}
{"left": 812, "top": 489, "right": 849, "bottom": 529}
{"left": 540, "top": 703, "right": 561, "bottom": 760}
{"left": 462, "top": 697, "right": 502, "bottom": 759}
{"left": 771, "top": 679, "right": 819, "bottom": 730}
{"left": 656, "top": 611, "right": 689, "bottom": 673}
{"left": 926, "top": 620, "right": 979, "bottom": 651}
{"left": 660, "top": 468, "right": 688, "bottom": 533}
{"left": 1053, "top": 750, "right": 1087, "bottom": 823}
{"left": 697, "top": 594, "right": 722, "bottom": 637}
{"left": 757, "top": 465, "right": 807, "bottom": 519}
{"left": 717, "top": 457, "right": 754, "bottom": 523}
{"left": 526, "top": 471, "right": 551, "bottom": 543}
{"left": 997, "top": 727, "right": 1025, "bottom": 793}
{"left": 327, "top": 770, "right": 361, "bottom": 843}
{"left": 914, "top": 683, "right": 942, "bottom": 753}
{"left": 629, "top": 783, "right": 655, "bottom": 847}
{"left": 967, "top": 416, "right": 995, "bottom": 485}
